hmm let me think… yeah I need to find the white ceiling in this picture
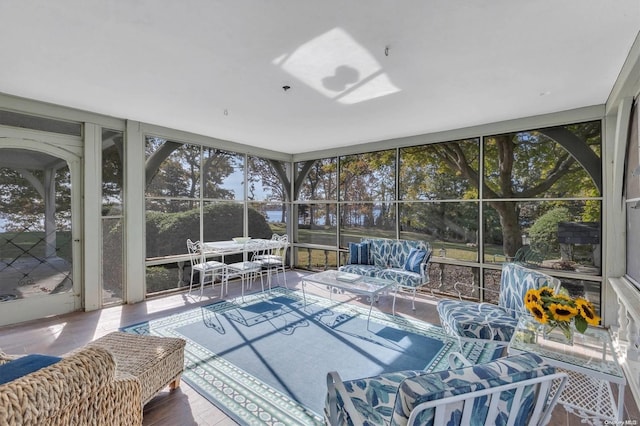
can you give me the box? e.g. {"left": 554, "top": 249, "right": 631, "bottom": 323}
{"left": 1, "top": 1, "right": 638, "bottom": 154}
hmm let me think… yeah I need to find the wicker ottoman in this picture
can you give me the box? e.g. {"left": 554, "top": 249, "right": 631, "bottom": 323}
{"left": 88, "top": 332, "right": 186, "bottom": 405}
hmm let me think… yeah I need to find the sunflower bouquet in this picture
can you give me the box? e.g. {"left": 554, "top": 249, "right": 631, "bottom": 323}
{"left": 524, "top": 286, "right": 600, "bottom": 338}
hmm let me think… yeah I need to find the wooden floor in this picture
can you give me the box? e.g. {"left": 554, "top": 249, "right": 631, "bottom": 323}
{"left": 0, "top": 270, "right": 638, "bottom": 426}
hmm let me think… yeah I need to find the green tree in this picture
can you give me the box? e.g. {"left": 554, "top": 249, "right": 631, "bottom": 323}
{"left": 528, "top": 207, "right": 572, "bottom": 255}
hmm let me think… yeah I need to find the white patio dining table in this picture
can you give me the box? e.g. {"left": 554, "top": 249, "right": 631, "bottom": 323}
{"left": 203, "top": 239, "right": 279, "bottom": 264}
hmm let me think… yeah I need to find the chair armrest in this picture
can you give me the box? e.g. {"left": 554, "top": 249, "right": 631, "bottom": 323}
{"left": 447, "top": 352, "right": 472, "bottom": 369}
{"left": 326, "top": 371, "right": 365, "bottom": 426}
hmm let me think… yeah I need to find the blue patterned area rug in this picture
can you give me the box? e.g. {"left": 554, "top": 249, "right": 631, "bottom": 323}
{"left": 122, "top": 288, "right": 501, "bottom": 426}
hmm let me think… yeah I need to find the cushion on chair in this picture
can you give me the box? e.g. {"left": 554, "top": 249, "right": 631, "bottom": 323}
{"left": 328, "top": 353, "right": 555, "bottom": 426}
{"left": 391, "top": 353, "right": 555, "bottom": 426}
{"left": 368, "top": 239, "right": 393, "bottom": 268}
{"left": 403, "top": 248, "right": 427, "bottom": 273}
{"left": 348, "top": 242, "right": 372, "bottom": 265}
{"left": 378, "top": 268, "right": 423, "bottom": 289}
{"left": 327, "top": 370, "right": 426, "bottom": 426}
{"left": 498, "top": 263, "right": 553, "bottom": 319}
{"left": 436, "top": 299, "right": 518, "bottom": 341}
{"left": 0, "top": 354, "right": 62, "bottom": 385}
{"left": 339, "top": 264, "right": 382, "bottom": 277}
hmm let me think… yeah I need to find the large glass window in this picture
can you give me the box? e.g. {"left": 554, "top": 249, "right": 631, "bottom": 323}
{"left": 483, "top": 123, "right": 602, "bottom": 269}
{"left": 399, "top": 139, "right": 480, "bottom": 266}
{"left": 145, "top": 139, "right": 201, "bottom": 199}
{"left": 102, "top": 129, "right": 124, "bottom": 305}
{"left": 340, "top": 202, "right": 395, "bottom": 247}
{"left": 400, "top": 139, "right": 479, "bottom": 201}
{"left": 400, "top": 201, "right": 479, "bottom": 262}
{"left": 144, "top": 137, "right": 289, "bottom": 294}
{"left": 203, "top": 148, "right": 244, "bottom": 200}
{"left": 626, "top": 100, "right": 640, "bottom": 286}
{"left": 248, "top": 157, "right": 289, "bottom": 237}
{"left": 338, "top": 151, "right": 396, "bottom": 248}
{"left": 339, "top": 150, "right": 395, "bottom": 201}
{"left": 293, "top": 158, "right": 338, "bottom": 268}
{"left": 295, "top": 158, "right": 337, "bottom": 201}
{"left": 484, "top": 200, "right": 601, "bottom": 273}
{"left": 293, "top": 121, "right": 603, "bottom": 310}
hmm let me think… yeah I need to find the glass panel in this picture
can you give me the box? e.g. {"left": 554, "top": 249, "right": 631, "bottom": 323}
{"left": 558, "top": 277, "right": 601, "bottom": 319}
{"left": 483, "top": 269, "right": 501, "bottom": 304}
{"left": 296, "top": 203, "right": 336, "bottom": 245}
{"left": 625, "top": 102, "right": 640, "bottom": 286}
{"left": 427, "top": 263, "right": 479, "bottom": 299}
{"left": 146, "top": 264, "right": 184, "bottom": 294}
{"left": 102, "top": 129, "right": 124, "bottom": 306}
{"left": 102, "top": 217, "right": 123, "bottom": 304}
{"left": 145, "top": 137, "right": 201, "bottom": 198}
{"left": 294, "top": 247, "right": 338, "bottom": 271}
{"left": 249, "top": 202, "right": 287, "bottom": 235}
{"left": 295, "top": 158, "right": 337, "bottom": 201}
{"left": 339, "top": 202, "right": 395, "bottom": 247}
{"left": 203, "top": 201, "right": 251, "bottom": 242}
{"left": 626, "top": 105, "right": 640, "bottom": 199}
{"left": 484, "top": 200, "right": 601, "bottom": 276}
{"left": 202, "top": 148, "right": 244, "bottom": 200}
{"left": 339, "top": 150, "right": 395, "bottom": 201}
{"left": 248, "top": 156, "right": 288, "bottom": 202}
{"left": 0, "top": 153, "right": 73, "bottom": 301}
{"left": 400, "top": 201, "right": 479, "bottom": 262}
{"left": 627, "top": 204, "right": 640, "bottom": 285}
{"left": 146, "top": 199, "right": 198, "bottom": 258}
{"left": 484, "top": 122, "right": 601, "bottom": 199}
{"left": 400, "top": 139, "right": 479, "bottom": 200}
{"left": 102, "top": 129, "right": 124, "bottom": 216}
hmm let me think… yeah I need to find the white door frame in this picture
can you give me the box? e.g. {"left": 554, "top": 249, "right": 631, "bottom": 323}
{"left": 0, "top": 127, "right": 83, "bottom": 326}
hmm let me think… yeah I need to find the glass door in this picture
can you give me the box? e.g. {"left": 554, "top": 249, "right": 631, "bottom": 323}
{"left": 0, "top": 137, "right": 82, "bottom": 326}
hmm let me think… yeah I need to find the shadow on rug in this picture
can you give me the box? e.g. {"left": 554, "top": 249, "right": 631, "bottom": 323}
{"left": 122, "top": 288, "right": 501, "bottom": 426}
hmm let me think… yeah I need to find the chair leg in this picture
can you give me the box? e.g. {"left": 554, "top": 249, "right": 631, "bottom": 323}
{"left": 188, "top": 269, "right": 194, "bottom": 294}
{"left": 281, "top": 266, "right": 287, "bottom": 289}
{"left": 199, "top": 271, "right": 206, "bottom": 297}
{"left": 220, "top": 268, "right": 228, "bottom": 297}
{"left": 411, "top": 288, "right": 416, "bottom": 310}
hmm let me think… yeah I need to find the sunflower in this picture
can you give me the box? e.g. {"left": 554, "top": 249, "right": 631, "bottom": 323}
{"left": 576, "top": 298, "right": 601, "bottom": 326}
{"left": 548, "top": 303, "right": 578, "bottom": 322}
{"left": 528, "top": 302, "right": 548, "bottom": 324}
{"left": 554, "top": 293, "right": 572, "bottom": 303}
{"left": 524, "top": 289, "right": 540, "bottom": 305}
{"left": 538, "top": 286, "right": 555, "bottom": 298}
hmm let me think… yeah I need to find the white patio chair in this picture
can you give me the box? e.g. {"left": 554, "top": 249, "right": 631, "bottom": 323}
{"left": 186, "top": 239, "right": 228, "bottom": 297}
{"left": 226, "top": 239, "right": 265, "bottom": 299}
{"left": 254, "top": 234, "right": 289, "bottom": 290}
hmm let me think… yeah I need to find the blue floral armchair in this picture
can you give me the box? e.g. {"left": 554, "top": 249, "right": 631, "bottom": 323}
{"left": 437, "top": 263, "right": 559, "bottom": 347}
{"left": 325, "top": 352, "right": 567, "bottom": 426}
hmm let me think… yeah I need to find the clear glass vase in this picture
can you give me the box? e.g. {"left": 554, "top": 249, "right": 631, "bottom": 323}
{"left": 542, "top": 322, "right": 574, "bottom": 346}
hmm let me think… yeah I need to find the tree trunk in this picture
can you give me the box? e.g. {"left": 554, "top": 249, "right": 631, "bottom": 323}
{"left": 490, "top": 200, "right": 522, "bottom": 258}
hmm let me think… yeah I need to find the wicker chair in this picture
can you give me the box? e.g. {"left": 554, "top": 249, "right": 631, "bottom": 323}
{"left": 0, "top": 346, "right": 143, "bottom": 425}
{"left": 0, "top": 332, "right": 186, "bottom": 425}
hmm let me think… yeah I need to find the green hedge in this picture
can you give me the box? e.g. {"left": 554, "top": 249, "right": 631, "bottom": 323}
{"left": 146, "top": 203, "right": 273, "bottom": 257}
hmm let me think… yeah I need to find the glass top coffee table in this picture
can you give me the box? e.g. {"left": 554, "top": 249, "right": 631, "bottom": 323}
{"left": 508, "top": 316, "right": 626, "bottom": 424}
{"left": 301, "top": 270, "right": 397, "bottom": 326}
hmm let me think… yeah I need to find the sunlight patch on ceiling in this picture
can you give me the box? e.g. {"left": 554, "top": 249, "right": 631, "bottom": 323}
{"left": 272, "top": 27, "right": 400, "bottom": 105}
